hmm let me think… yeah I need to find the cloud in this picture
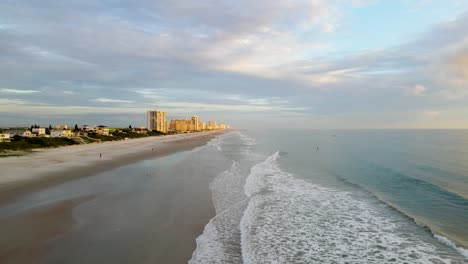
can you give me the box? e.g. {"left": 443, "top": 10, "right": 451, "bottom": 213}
{"left": 0, "top": 1, "right": 468, "bottom": 128}
{"left": 0, "top": 88, "right": 39, "bottom": 94}
{"left": 92, "top": 98, "right": 135, "bottom": 104}
{"left": 408, "top": 84, "right": 427, "bottom": 96}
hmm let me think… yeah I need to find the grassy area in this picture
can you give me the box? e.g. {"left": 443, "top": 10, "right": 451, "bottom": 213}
{"left": 0, "top": 137, "right": 78, "bottom": 152}
{"left": 86, "top": 131, "right": 165, "bottom": 142}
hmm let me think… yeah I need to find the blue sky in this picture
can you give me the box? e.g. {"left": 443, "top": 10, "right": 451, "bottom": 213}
{"left": 1, "top": 0, "right": 468, "bottom": 128}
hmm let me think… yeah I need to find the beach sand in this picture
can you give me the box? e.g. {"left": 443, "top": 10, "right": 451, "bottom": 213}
{"left": 0, "top": 131, "right": 227, "bottom": 264}
{"left": 0, "top": 131, "right": 223, "bottom": 205}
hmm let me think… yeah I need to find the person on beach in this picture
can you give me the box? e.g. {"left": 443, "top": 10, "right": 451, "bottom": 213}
{"left": 100, "top": 153, "right": 102, "bottom": 158}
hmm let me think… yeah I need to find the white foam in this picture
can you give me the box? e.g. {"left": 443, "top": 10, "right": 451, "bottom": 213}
{"left": 207, "top": 135, "right": 224, "bottom": 151}
{"left": 190, "top": 131, "right": 255, "bottom": 263}
{"left": 233, "top": 131, "right": 257, "bottom": 146}
{"left": 243, "top": 151, "right": 279, "bottom": 198}
{"left": 434, "top": 234, "right": 468, "bottom": 259}
{"left": 189, "top": 161, "right": 249, "bottom": 263}
{"left": 240, "top": 152, "right": 466, "bottom": 263}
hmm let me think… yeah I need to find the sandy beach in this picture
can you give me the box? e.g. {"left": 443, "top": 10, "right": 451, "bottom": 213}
{"left": 0, "top": 130, "right": 229, "bottom": 264}
{"left": 0, "top": 131, "right": 224, "bottom": 205}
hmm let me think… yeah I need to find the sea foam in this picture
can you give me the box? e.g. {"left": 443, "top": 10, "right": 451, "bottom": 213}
{"left": 434, "top": 234, "right": 468, "bottom": 259}
{"left": 240, "top": 151, "right": 466, "bottom": 263}
{"left": 190, "top": 133, "right": 256, "bottom": 263}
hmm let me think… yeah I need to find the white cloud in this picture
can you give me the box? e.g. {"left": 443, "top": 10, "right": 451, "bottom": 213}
{"left": 0, "top": 88, "right": 39, "bottom": 94}
{"left": 92, "top": 98, "right": 135, "bottom": 103}
{"left": 408, "top": 84, "right": 427, "bottom": 96}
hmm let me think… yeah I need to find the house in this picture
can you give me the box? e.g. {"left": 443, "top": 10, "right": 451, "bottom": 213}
{"left": 22, "top": 130, "right": 33, "bottom": 137}
{"left": 0, "top": 133, "right": 11, "bottom": 142}
{"left": 50, "top": 129, "right": 72, "bottom": 138}
{"left": 133, "top": 126, "right": 148, "bottom": 134}
{"left": 4, "top": 129, "right": 26, "bottom": 137}
{"left": 32, "top": 127, "right": 46, "bottom": 136}
{"left": 95, "top": 125, "right": 109, "bottom": 136}
{"left": 55, "top": 124, "right": 69, "bottom": 130}
{"left": 81, "top": 125, "right": 95, "bottom": 132}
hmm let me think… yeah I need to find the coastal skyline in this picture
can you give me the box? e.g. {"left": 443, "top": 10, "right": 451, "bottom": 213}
{"left": 1, "top": 1, "right": 468, "bottom": 128}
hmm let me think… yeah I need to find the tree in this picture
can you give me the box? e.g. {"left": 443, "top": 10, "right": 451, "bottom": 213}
{"left": 129, "top": 125, "right": 132, "bottom": 129}
{"left": 49, "top": 124, "right": 52, "bottom": 130}
{"left": 74, "top": 124, "right": 79, "bottom": 131}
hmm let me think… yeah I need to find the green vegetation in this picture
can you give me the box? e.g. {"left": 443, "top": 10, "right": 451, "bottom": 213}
{"left": 86, "top": 130, "right": 165, "bottom": 142}
{"left": 0, "top": 136, "right": 78, "bottom": 152}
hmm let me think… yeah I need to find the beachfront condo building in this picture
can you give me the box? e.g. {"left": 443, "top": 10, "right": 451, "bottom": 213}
{"left": 147, "top": 110, "right": 168, "bottom": 133}
{"left": 208, "top": 121, "right": 217, "bottom": 130}
{"left": 192, "top": 116, "right": 200, "bottom": 131}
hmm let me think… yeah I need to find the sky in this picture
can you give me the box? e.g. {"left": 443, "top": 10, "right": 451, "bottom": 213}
{"left": 1, "top": 0, "right": 468, "bottom": 128}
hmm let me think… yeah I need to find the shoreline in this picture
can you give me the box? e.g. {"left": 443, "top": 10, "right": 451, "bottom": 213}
{"left": 0, "top": 130, "right": 225, "bottom": 206}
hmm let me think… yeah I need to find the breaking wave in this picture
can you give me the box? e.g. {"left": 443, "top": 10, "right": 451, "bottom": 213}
{"left": 240, "top": 151, "right": 466, "bottom": 263}
{"left": 191, "top": 132, "right": 467, "bottom": 263}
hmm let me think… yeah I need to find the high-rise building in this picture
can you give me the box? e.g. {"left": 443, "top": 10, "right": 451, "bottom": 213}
{"left": 147, "top": 110, "right": 167, "bottom": 133}
{"left": 175, "top": 120, "right": 189, "bottom": 132}
{"left": 191, "top": 116, "right": 200, "bottom": 131}
{"left": 208, "top": 120, "right": 216, "bottom": 130}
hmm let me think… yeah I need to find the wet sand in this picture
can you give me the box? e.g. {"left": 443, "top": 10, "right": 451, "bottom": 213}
{"left": 0, "top": 196, "right": 95, "bottom": 264}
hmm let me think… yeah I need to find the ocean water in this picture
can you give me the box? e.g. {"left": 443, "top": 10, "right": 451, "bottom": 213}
{"left": 190, "top": 130, "right": 468, "bottom": 263}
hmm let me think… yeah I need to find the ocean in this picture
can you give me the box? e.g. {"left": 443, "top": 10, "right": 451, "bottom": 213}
{"left": 190, "top": 129, "right": 468, "bottom": 263}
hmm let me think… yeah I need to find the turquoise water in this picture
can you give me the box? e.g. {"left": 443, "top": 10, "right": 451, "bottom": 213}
{"left": 192, "top": 130, "right": 468, "bottom": 263}
{"left": 248, "top": 129, "right": 468, "bottom": 249}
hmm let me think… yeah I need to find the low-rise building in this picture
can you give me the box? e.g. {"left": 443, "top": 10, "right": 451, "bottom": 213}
{"left": 55, "top": 124, "right": 69, "bottom": 130}
{"left": 32, "top": 127, "right": 46, "bottom": 136}
{"left": 95, "top": 125, "right": 109, "bottom": 136}
{"left": 133, "top": 126, "right": 148, "bottom": 134}
{"left": 22, "top": 130, "right": 33, "bottom": 137}
{"left": 50, "top": 129, "right": 72, "bottom": 138}
{"left": 0, "top": 133, "right": 11, "bottom": 142}
{"left": 5, "top": 129, "right": 24, "bottom": 137}
{"left": 81, "top": 125, "right": 95, "bottom": 132}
